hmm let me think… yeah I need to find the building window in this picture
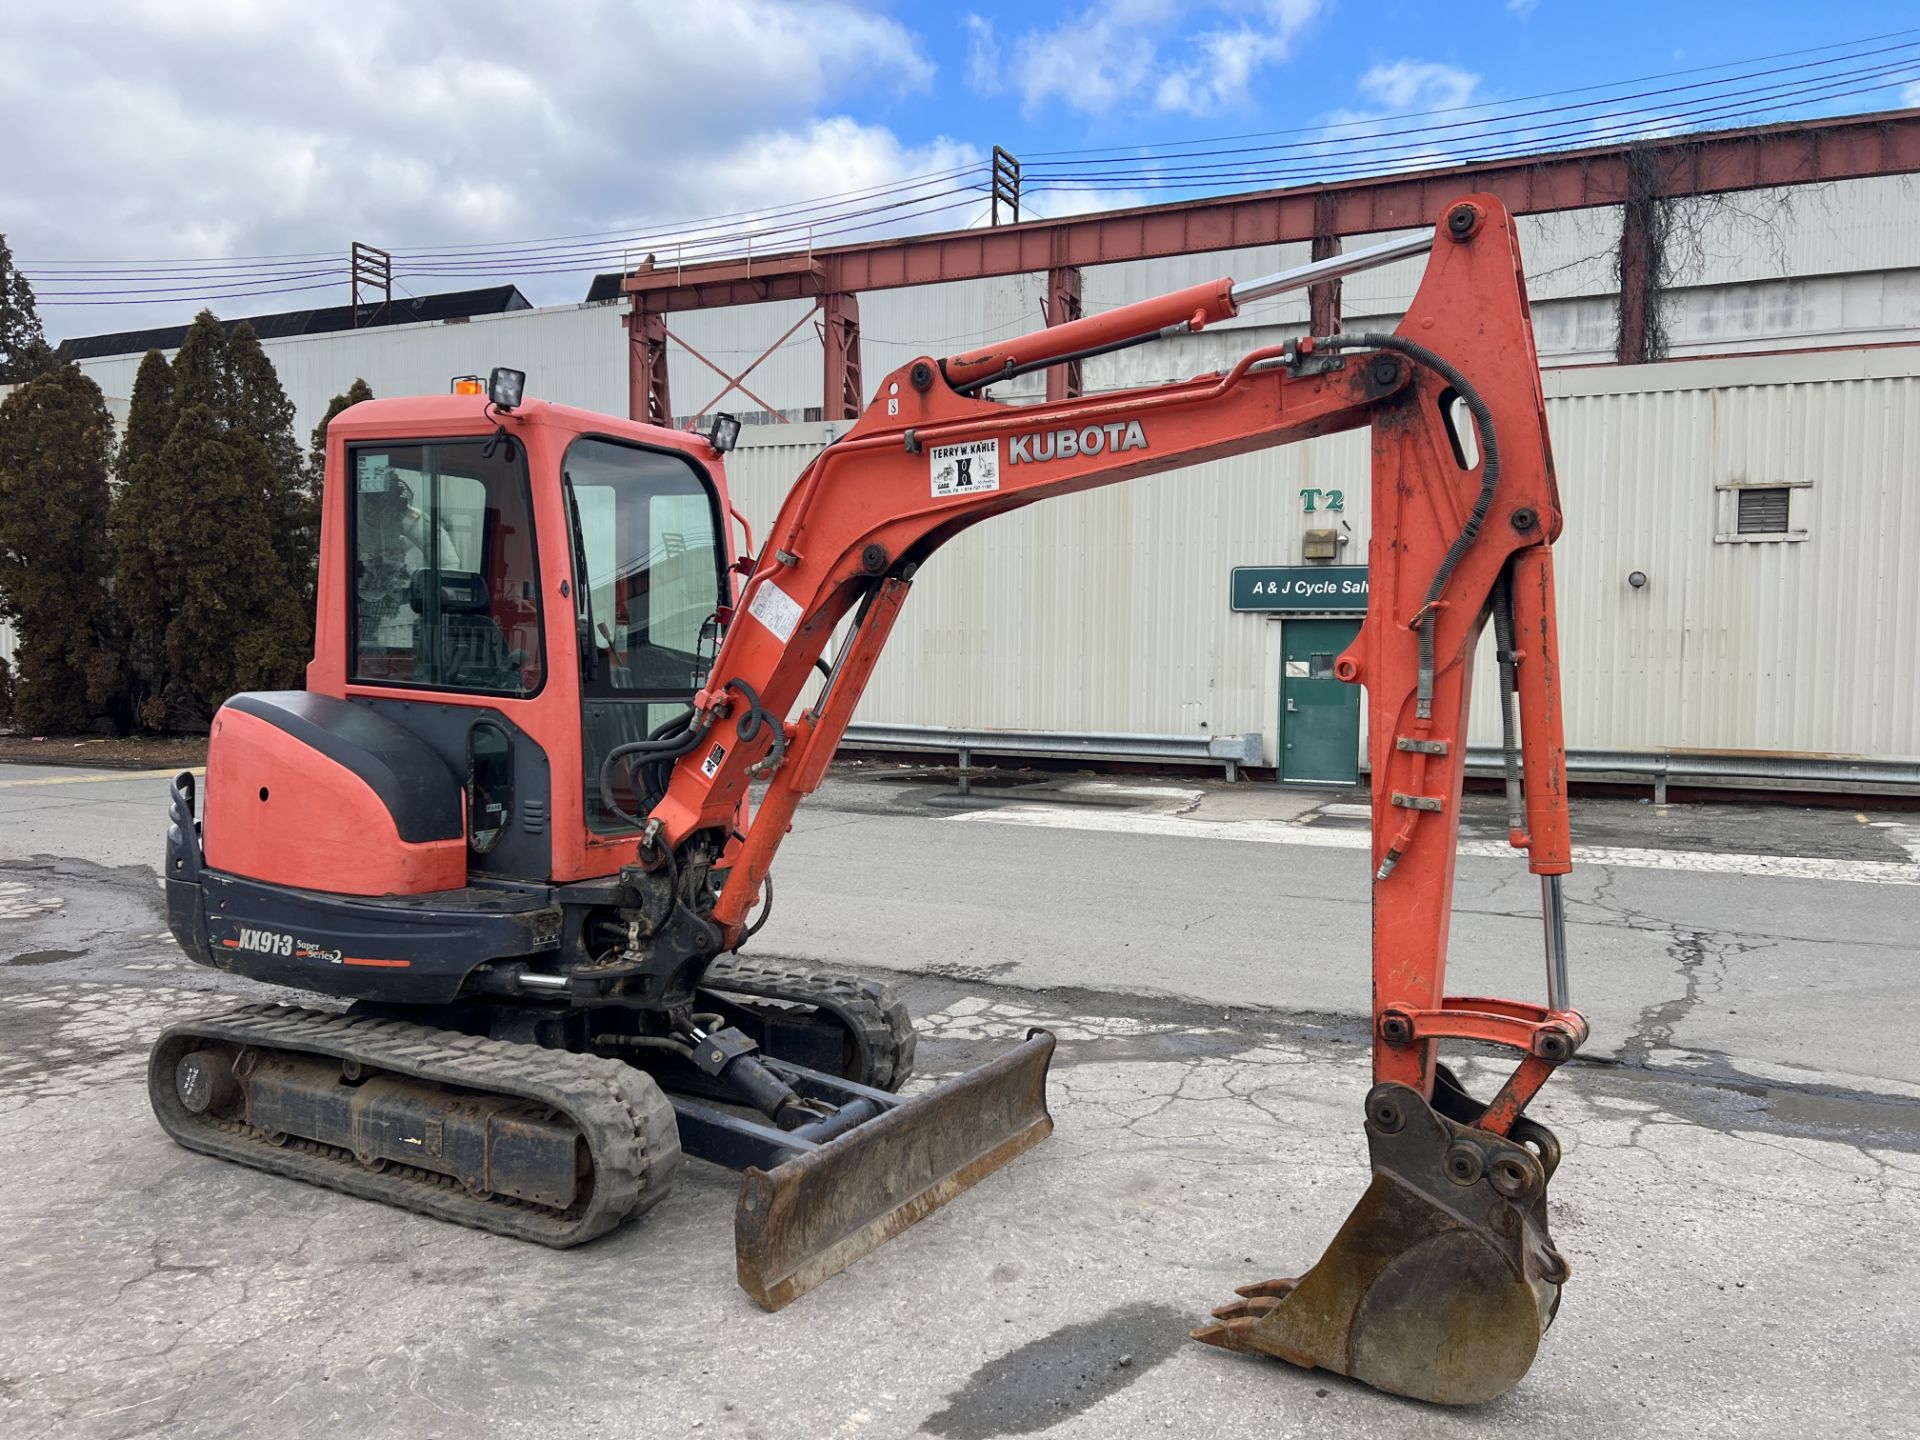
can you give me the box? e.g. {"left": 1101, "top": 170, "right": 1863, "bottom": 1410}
{"left": 1736, "top": 486, "right": 1791, "bottom": 535}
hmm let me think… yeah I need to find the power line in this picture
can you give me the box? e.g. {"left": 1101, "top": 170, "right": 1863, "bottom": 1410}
{"left": 1024, "top": 68, "right": 1920, "bottom": 191}
{"left": 28, "top": 28, "right": 1920, "bottom": 310}
{"left": 23, "top": 163, "right": 990, "bottom": 276}
{"left": 1020, "top": 40, "right": 1920, "bottom": 173}
{"left": 1022, "top": 25, "right": 1920, "bottom": 158}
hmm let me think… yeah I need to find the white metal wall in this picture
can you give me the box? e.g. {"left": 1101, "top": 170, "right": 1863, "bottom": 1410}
{"left": 721, "top": 346, "right": 1920, "bottom": 766}
{"left": 74, "top": 303, "right": 632, "bottom": 444}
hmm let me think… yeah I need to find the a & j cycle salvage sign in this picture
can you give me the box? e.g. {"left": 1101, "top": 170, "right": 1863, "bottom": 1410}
{"left": 1231, "top": 565, "right": 1369, "bottom": 612}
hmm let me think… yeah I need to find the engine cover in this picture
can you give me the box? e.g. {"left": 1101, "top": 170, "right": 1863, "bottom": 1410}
{"left": 203, "top": 692, "right": 467, "bottom": 896}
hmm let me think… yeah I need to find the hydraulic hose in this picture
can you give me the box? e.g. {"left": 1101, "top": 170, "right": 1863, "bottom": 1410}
{"left": 1491, "top": 570, "right": 1526, "bottom": 836}
{"left": 599, "top": 707, "right": 705, "bottom": 829}
{"left": 733, "top": 874, "right": 775, "bottom": 953}
{"left": 599, "top": 677, "right": 787, "bottom": 830}
{"left": 1315, "top": 333, "right": 1503, "bottom": 720}
{"left": 724, "top": 677, "right": 787, "bottom": 778}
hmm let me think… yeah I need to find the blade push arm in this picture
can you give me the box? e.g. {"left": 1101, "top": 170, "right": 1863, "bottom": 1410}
{"left": 645, "top": 194, "right": 1583, "bottom": 1120}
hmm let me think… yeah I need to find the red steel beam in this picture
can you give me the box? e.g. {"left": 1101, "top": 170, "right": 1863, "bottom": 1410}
{"left": 623, "top": 110, "right": 1920, "bottom": 312}
{"left": 1308, "top": 190, "right": 1342, "bottom": 338}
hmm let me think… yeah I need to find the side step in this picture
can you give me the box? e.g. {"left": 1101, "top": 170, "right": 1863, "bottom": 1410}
{"left": 727, "top": 1029, "right": 1055, "bottom": 1310}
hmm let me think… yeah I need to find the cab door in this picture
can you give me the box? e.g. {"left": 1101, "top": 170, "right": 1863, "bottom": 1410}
{"left": 560, "top": 437, "right": 730, "bottom": 837}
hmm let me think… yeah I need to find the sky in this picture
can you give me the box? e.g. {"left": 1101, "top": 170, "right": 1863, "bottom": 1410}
{"left": 5, "top": 0, "right": 1919, "bottom": 341}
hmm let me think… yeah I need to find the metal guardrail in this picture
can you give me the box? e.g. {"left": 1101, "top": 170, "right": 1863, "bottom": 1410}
{"left": 840, "top": 723, "right": 1263, "bottom": 782}
{"left": 1467, "top": 745, "right": 1920, "bottom": 801}
{"left": 837, "top": 723, "right": 1920, "bottom": 798}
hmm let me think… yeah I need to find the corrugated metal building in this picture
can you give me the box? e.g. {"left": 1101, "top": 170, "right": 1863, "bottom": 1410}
{"left": 719, "top": 346, "right": 1920, "bottom": 779}
{"left": 47, "top": 172, "right": 1920, "bottom": 782}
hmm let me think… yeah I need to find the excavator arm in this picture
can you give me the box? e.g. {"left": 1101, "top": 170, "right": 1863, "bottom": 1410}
{"left": 633, "top": 194, "right": 1585, "bottom": 1404}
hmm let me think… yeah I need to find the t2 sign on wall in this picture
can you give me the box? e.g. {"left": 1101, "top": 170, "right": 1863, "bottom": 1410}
{"left": 1231, "top": 565, "right": 1369, "bottom": 612}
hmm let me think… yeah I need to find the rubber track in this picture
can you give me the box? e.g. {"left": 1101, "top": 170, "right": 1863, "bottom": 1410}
{"left": 149, "top": 1004, "right": 681, "bottom": 1248}
{"left": 700, "top": 957, "right": 917, "bottom": 1092}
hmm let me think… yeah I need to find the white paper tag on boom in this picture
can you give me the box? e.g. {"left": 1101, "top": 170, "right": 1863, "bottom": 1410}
{"left": 930, "top": 439, "right": 1000, "bottom": 498}
{"left": 747, "top": 578, "right": 803, "bottom": 641}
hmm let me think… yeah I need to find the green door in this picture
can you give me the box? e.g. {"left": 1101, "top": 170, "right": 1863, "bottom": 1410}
{"left": 1280, "top": 617, "right": 1362, "bottom": 785}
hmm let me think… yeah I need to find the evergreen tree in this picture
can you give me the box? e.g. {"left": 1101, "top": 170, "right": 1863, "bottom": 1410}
{"left": 0, "top": 235, "right": 54, "bottom": 384}
{"left": 112, "top": 314, "right": 312, "bottom": 726}
{"left": 298, "top": 378, "right": 372, "bottom": 617}
{"left": 169, "top": 309, "right": 230, "bottom": 416}
{"left": 0, "top": 365, "right": 124, "bottom": 731}
{"left": 116, "top": 350, "right": 175, "bottom": 485}
{"left": 121, "top": 403, "right": 308, "bottom": 721}
{"left": 227, "top": 323, "right": 315, "bottom": 632}
{"left": 308, "top": 378, "right": 375, "bottom": 478}
{"left": 112, "top": 352, "right": 184, "bottom": 724}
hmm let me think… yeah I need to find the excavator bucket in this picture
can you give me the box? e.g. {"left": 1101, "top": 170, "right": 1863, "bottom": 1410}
{"left": 1193, "top": 1069, "right": 1568, "bottom": 1406}
{"left": 734, "top": 1028, "right": 1055, "bottom": 1309}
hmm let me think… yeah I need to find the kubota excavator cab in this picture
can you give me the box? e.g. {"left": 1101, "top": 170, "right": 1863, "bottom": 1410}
{"left": 191, "top": 382, "right": 739, "bottom": 912}
{"left": 155, "top": 369, "right": 1054, "bottom": 1299}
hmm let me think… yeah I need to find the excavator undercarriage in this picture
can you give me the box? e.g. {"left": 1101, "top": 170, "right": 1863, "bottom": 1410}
{"left": 152, "top": 191, "right": 1588, "bottom": 1405}
{"left": 160, "top": 773, "right": 1054, "bottom": 1299}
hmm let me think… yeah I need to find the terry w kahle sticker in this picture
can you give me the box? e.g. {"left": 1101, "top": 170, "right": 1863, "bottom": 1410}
{"left": 930, "top": 438, "right": 1000, "bottom": 497}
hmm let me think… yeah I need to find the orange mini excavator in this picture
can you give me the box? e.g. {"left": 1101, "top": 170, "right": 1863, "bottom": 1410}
{"left": 153, "top": 194, "right": 1584, "bottom": 1405}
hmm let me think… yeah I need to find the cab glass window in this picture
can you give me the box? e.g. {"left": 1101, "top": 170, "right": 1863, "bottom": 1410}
{"left": 349, "top": 440, "right": 544, "bottom": 695}
{"left": 563, "top": 437, "right": 725, "bottom": 832}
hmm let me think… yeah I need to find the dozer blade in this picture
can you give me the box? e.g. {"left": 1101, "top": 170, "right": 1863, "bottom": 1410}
{"left": 736, "top": 1028, "right": 1055, "bottom": 1310}
{"left": 1192, "top": 1070, "right": 1569, "bottom": 1406}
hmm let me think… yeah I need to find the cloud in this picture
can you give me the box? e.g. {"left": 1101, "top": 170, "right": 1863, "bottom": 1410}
{"left": 1507, "top": 0, "right": 1539, "bottom": 15}
{"left": 1356, "top": 60, "right": 1481, "bottom": 112}
{"left": 1303, "top": 60, "right": 1484, "bottom": 178}
{"left": 1903, "top": 80, "right": 1920, "bottom": 107}
{"left": 963, "top": 14, "right": 1001, "bottom": 94}
{"left": 970, "top": 0, "right": 1323, "bottom": 118}
{"left": 0, "top": 1, "right": 958, "bottom": 338}
{"left": 1156, "top": 1, "right": 1321, "bottom": 117}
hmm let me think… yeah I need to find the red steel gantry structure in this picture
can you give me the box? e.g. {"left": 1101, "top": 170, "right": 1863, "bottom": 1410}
{"left": 621, "top": 109, "right": 1920, "bottom": 426}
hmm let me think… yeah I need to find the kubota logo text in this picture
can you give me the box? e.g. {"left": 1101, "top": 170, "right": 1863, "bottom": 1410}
{"left": 1009, "top": 420, "right": 1148, "bottom": 464}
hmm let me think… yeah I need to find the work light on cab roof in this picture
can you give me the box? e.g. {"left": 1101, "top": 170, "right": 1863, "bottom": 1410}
{"left": 488, "top": 366, "right": 526, "bottom": 411}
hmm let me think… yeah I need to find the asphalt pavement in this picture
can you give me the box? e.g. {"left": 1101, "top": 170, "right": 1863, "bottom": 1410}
{"left": 2, "top": 760, "right": 1917, "bottom": 1440}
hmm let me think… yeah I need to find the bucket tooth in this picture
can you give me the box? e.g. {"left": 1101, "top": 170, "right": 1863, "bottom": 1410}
{"left": 1193, "top": 1075, "right": 1567, "bottom": 1406}
{"left": 736, "top": 1028, "right": 1054, "bottom": 1310}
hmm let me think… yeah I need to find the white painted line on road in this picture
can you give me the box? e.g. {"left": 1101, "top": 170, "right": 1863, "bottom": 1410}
{"left": 953, "top": 804, "right": 1920, "bottom": 885}
{"left": 956, "top": 806, "right": 1374, "bottom": 850}
{"left": 0, "top": 766, "right": 203, "bottom": 789}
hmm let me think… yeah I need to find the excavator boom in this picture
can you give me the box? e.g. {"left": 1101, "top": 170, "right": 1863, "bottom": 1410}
{"left": 629, "top": 193, "right": 1585, "bottom": 1402}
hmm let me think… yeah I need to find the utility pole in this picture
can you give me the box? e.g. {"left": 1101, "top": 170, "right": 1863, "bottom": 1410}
{"left": 990, "top": 147, "right": 1022, "bottom": 226}
{"left": 351, "top": 243, "right": 392, "bottom": 328}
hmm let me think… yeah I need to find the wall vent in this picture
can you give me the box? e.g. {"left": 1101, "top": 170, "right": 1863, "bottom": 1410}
{"left": 1736, "top": 486, "right": 1791, "bottom": 534}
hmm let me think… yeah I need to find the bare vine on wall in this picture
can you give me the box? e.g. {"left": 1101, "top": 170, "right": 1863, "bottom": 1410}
{"left": 1611, "top": 140, "right": 1825, "bottom": 363}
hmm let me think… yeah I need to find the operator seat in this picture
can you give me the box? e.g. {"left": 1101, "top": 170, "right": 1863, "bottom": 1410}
{"left": 410, "top": 570, "right": 523, "bottom": 692}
